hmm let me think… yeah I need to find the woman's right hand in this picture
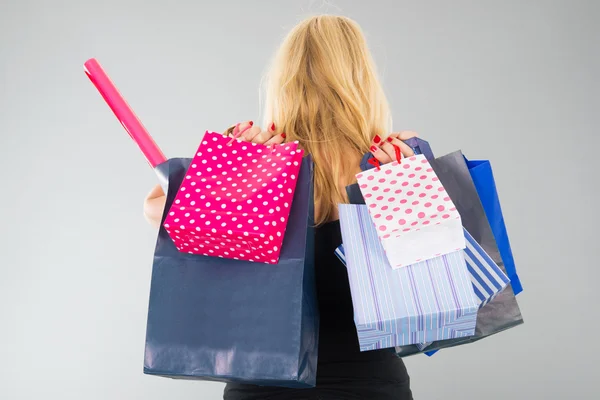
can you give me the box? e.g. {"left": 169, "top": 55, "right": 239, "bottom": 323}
{"left": 369, "top": 131, "right": 419, "bottom": 164}
{"left": 143, "top": 184, "right": 166, "bottom": 228}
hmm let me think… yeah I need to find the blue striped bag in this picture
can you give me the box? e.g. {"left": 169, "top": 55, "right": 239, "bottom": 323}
{"left": 335, "top": 229, "right": 510, "bottom": 351}
{"left": 338, "top": 204, "right": 479, "bottom": 350}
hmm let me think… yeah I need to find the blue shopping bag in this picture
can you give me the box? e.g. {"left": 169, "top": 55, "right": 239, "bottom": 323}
{"left": 465, "top": 158, "right": 522, "bottom": 295}
{"left": 144, "top": 157, "right": 318, "bottom": 388}
{"left": 421, "top": 152, "right": 523, "bottom": 356}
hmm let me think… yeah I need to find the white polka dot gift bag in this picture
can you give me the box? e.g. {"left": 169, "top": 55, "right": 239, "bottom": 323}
{"left": 356, "top": 155, "right": 466, "bottom": 268}
{"left": 162, "top": 132, "right": 304, "bottom": 264}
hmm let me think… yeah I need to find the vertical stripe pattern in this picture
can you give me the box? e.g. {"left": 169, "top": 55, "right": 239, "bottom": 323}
{"left": 336, "top": 217, "right": 510, "bottom": 351}
{"left": 338, "top": 204, "right": 480, "bottom": 350}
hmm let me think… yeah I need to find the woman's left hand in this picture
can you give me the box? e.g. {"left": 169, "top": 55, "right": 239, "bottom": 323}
{"left": 369, "top": 131, "right": 419, "bottom": 164}
{"left": 226, "top": 121, "right": 286, "bottom": 145}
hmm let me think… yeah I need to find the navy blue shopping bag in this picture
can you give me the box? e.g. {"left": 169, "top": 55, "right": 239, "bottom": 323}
{"left": 465, "top": 158, "right": 522, "bottom": 295}
{"left": 144, "top": 157, "right": 319, "bottom": 388}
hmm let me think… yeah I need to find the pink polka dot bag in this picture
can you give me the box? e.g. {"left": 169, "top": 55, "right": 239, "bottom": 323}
{"left": 162, "top": 132, "right": 305, "bottom": 264}
{"left": 356, "top": 155, "right": 466, "bottom": 268}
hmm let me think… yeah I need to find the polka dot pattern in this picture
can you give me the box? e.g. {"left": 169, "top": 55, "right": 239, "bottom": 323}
{"left": 356, "top": 154, "right": 463, "bottom": 267}
{"left": 163, "top": 132, "right": 304, "bottom": 264}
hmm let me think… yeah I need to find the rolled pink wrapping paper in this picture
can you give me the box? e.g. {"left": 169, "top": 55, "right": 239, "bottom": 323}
{"left": 84, "top": 58, "right": 167, "bottom": 168}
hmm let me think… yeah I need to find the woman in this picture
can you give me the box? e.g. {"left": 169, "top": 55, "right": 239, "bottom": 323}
{"left": 144, "top": 15, "right": 417, "bottom": 400}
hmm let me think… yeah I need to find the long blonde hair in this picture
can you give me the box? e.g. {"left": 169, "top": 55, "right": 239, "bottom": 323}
{"left": 263, "top": 15, "right": 391, "bottom": 225}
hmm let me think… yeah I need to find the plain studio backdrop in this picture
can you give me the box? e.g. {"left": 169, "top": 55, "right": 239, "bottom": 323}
{"left": 1, "top": 0, "right": 598, "bottom": 399}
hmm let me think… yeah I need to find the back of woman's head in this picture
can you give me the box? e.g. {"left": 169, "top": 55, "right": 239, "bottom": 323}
{"left": 264, "top": 15, "right": 391, "bottom": 224}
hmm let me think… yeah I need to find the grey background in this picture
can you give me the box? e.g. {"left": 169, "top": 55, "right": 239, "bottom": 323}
{"left": 1, "top": 0, "right": 598, "bottom": 399}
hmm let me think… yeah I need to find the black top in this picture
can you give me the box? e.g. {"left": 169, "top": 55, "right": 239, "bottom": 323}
{"left": 315, "top": 220, "right": 364, "bottom": 361}
{"left": 313, "top": 220, "right": 397, "bottom": 362}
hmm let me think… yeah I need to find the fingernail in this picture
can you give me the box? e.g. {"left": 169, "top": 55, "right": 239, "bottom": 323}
{"left": 373, "top": 135, "right": 382, "bottom": 144}
{"left": 270, "top": 122, "right": 276, "bottom": 131}
{"left": 387, "top": 137, "right": 394, "bottom": 143}
{"left": 249, "top": 121, "right": 254, "bottom": 126}
{"left": 281, "top": 132, "right": 286, "bottom": 138}
{"left": 370, "top": 145, "right": 378, "bottom": 153}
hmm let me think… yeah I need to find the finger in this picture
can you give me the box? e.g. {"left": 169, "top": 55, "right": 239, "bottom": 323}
{"left": 143, "top": 186, "right": 167, "bottom": 229}
{"left": 240, "top": 125, "right": 262, "bottom": 141}
{"left": 372, "top": 134, "right": 384, "bottom": 146}
{"left": 390, "top": 130, "right": 419, "bottom": 140}
{"left": 386, "top": 136, "right": 415, "bottom": 157}
{"left": 380, "top": 142, "right": 399, "bottom": 162}
{"left": 143, "top": 197, "right": 166, "bottom": 228}
{"left": 264, "top": 132, "right": 286, "bottom": 146}
{"left": 250, "top": 129, "right": 274, "bottom": 144}
{"left": 224, "top": 124, "right": 237, "bottom": 136}
{"left": 146, "top": 183, "right": 165, "bottom": 200}
{"left": 253, "top": 122, "right": 280, "bottom": 144}
{"left": 234, "top": 121, "right": 253, "bottom": 139}
{"left": 370, "top": 145, "right": 392, "bottom": 164}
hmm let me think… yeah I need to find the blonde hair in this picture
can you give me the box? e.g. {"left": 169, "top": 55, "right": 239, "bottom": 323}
{"left": 263, "top": 15, "right": 391, "bottom": 225}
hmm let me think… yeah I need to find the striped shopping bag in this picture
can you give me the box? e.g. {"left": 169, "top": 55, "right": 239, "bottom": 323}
{"left": 335, "top": 228, "right": 509, "bottom": 351}
{"left": 335, "top": 229, "right": 510, "bottom": 350}
{"left": 338, "top": 204, "right": 479, "bottom": 350}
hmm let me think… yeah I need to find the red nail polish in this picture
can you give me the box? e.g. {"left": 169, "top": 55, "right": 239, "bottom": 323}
{"left": 281, "top": 132, "right": 286, "bottom": 138}
{"left": 270, "top": 122, "right": 276, "bottom": 131}
{"left": 370, "top": 145, "right": 378, "bottom": 152}
{"left": 249, "top": 121, "right": 254, "bottom": 126}
{"left": 387, "top": 137, "right": 394, "bottom": 143}
{"left": 373, "top": 135, "right": 382, "bottom": 144}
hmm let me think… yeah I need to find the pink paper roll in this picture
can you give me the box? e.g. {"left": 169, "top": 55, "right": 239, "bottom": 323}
{"left": 84, "top": 58, "right": 167, "bottom": 168}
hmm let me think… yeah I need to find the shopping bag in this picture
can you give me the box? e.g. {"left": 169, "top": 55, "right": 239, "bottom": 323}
{"left": 465, "top": 158, "right": 523, "bottom": 294}
{"left": 463, "top": 229, "right": 511, "bottom": 308}
{"left": 163, "top": 132, "right": 304, "bottom": 264}
{"left": 415, "top": 228, "right": 511, "bottom": 350}
{"left": 349, "top": 138, "right": 435, "bottom": 207}
{"left": 354, "top": 145, "right": 519, "bottom": 292}
{"left": 338, "top": 204, "right": 479, "bottom": 350}
{"left": 335, "top": 227, "right": 509, "bottom": 351}
{"left": 345, "top": 149, "right": 522, "bottom": 358}
{"left": 415, "top": 151, "right": 523, "bottom": 355}
{"left": 356, "top": 155, "right": 465, "bottom": 268}
{"left": 335, "top": 230, "right": 509, "bottom": 309}
{"left": 144, "top": 156, "right": 319, "bottom": 388}
{"left": 84, "top": 59, "right": 320, "bottom": 384}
